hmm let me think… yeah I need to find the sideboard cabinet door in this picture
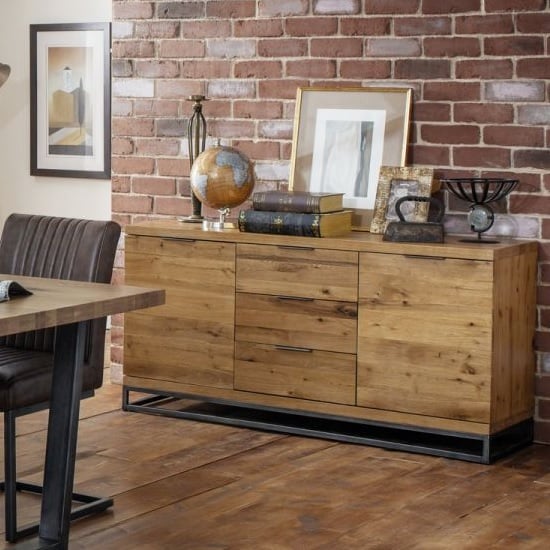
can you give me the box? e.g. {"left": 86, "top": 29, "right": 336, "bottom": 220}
{"left": 124, "top": 235, "right": 236, "bottom": 389}
{"left": 358, "top": 252, "right": 494, "bottom": 423}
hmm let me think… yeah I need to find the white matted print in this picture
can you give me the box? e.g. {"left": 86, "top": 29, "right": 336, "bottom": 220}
{"left": 309, "top": 108, "right": 386, "bottom": 211}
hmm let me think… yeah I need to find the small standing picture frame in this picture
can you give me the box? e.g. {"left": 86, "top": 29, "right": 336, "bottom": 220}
{"left": 30, "top": 22, "right": 111, "bottom": 179}
{"left": 370, "top": 166, "right": 435, "bottom": 234}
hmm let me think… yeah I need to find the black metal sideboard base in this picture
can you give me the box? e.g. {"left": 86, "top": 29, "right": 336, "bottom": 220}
{"left": 122, "top": 385, "right": 533, "bottom": 465}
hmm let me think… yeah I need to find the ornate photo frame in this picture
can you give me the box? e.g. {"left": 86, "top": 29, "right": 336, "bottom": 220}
{"left": 370, "top": 166, "right": 435, "bottom": 234}
{"left": 30, "top": 22, "right": 111, "bottom": 179}
{"left": 288, "top": 86, "right": 412, "bottom": 229}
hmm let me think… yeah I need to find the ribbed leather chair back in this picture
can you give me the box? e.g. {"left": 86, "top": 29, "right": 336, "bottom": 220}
{"left": 0, "top": 214, "right": 121, "bottom": 387}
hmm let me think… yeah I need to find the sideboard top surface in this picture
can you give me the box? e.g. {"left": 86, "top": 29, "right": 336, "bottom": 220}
{"left": 125, "top": 219, "right": 537, "bottom": 261}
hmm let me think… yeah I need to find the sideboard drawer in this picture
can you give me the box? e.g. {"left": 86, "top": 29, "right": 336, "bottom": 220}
{"left": 235, "top": 292, "right": 357, "bottom": 354}
{"left": 234, "top": 341, "right": 356, "bottom": 405}
{"left": 236, "top": 243, "right": 358, "bottom": 301}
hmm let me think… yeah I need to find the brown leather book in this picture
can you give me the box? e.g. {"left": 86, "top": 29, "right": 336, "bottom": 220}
{"left": 251, "top": 191, "right": 344, "bottom": 214}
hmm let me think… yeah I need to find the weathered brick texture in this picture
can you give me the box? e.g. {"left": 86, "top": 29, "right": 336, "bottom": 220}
{"left": 456, "top": 59, "right": 513, "bottom": 79}
{"left": 366, "top": 0, "right": 420, "bottom": 14}
{"left": 258, "top": 0, "right": 307, "bottom": 17}
{"left": 455, "top": 14, "right": 514, "bottom": 34}
{"left": 313, "top": 0, "right": 361, "bottom": 16}
{"left": 286, "top": 17, "right": 338, "bottom": 36}
{"left": 421, "top": 124, "right": 480, "bottom": 145}
{"left": 112, "top": 0, "right": 550, "bottom": 443}
{"left": 206, "top": 1, "right": 255, "bottom": 19}
{"left": 422, "top": 0, "right": 481, "bottom": 13}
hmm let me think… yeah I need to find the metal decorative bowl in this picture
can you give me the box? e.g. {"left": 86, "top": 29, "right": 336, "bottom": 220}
{"left": 441, "top": 178, "right": 519, "bottom": 243}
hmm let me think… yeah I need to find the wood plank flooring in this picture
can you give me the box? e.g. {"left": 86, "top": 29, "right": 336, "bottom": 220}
{"left": 1, "top": 379, "right": 549, "bottom": 549}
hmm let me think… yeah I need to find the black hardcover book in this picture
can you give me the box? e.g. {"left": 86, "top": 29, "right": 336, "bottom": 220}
{"left": 237, "top": 209, "right": 351, "bottom": 238}
{"left": 251, "top": 191, "right": 344, "bottom": 213}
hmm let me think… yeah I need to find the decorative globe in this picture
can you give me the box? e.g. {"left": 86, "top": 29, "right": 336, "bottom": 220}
{"left": 190, "top": 145, "right": 255, "bottom": 210}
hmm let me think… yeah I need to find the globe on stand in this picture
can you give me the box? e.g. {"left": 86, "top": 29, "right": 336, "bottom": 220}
{"left": 190, "top": 145, "right": 255, "bottom": 230}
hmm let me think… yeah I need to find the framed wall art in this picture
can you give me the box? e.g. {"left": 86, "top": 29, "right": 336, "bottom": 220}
{"left": 370, "top": 166, "right": 435, "bottom": 234}
{"left": 30, "top": 22, "right": 111, "bottom": 179}
{"left": 288, "top": 86, "right": 412, "bottom": 229}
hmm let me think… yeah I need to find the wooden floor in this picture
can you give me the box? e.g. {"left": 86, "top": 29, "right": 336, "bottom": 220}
{"left": 1, "top": 379, "right": 550, "bottom": 549}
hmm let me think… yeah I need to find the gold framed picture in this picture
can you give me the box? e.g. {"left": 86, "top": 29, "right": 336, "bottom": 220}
{"left": 288, "top": 86, "right": 412, "bottom": 230}
{"left": 370, "top": 166, "right": 435, "bottom": 234}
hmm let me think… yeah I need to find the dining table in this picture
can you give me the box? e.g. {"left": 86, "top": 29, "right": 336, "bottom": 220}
{"left": 0, "top": 274, "right": 165, "bottom": 549}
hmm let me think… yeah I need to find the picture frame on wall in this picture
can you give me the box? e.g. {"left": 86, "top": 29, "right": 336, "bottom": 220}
{"left": 288, "top": 86, "right": 412, "bottom": 229}
{"left": 30, "top": 22, "right": 111, "bottom": 179}
{"left": 370, "top": 165, "right": 435, "bottom": 234}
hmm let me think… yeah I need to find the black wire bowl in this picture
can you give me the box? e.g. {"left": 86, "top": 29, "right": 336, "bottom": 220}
{"left": 441, "top": 178, "right": 519, "bottom": 243}
{"left": 441, "top": 178, "right": 518, "bottom": 205}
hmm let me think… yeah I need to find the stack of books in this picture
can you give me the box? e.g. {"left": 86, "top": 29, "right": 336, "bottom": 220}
{"left": 237, "top": 191, "right": 352, "bottom": 237}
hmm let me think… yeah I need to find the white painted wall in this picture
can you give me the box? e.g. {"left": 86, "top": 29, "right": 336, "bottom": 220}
{"left": 0, "top": 0, "right": 112, "bottom": 229}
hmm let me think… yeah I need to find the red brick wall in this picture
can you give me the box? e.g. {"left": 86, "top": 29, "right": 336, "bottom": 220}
{"left": 111, "top": 0, "right": 550, "bottom": 443}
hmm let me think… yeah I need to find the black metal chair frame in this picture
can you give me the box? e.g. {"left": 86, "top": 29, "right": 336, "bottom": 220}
{"left": 0, "top": 213, "right": 120, "bottom": 543}
{"left": 0, "top": 388, "right": 113, "bottom": 542}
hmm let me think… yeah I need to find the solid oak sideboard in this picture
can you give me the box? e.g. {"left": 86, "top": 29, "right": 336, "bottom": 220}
{"left": 122, "top": 220, "right": 537, "bottom": 463}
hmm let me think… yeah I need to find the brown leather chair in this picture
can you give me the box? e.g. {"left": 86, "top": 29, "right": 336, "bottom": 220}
{"left": 0, "top": 213, "right": 121, "bottom": 542}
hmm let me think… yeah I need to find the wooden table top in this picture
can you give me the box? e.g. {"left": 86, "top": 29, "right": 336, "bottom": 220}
{"left": 0, "top": 274, "right": 165, "bottom": 336}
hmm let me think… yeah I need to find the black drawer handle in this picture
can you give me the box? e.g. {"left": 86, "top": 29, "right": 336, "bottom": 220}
{"left": 275, "top": 345, "right": 313, "bottom": 353}
{"left": 161, "top": 237, "right": 196, "bottom": 243}
{"left": 404, "top": 254, "right": 446, "bottom": 260}
{"left": 277, "top": 295, "right": 314, "bottom": 302}
{"left": 277, "top": 245, "right": 315, "bottom": 251}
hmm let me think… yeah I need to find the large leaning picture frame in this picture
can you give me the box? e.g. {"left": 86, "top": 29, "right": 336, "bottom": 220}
{"left": 289, "top": 87, "right": 412, "bottom": 229}
{"left": 30, "top": 22, "right": 111, "bottom": 179}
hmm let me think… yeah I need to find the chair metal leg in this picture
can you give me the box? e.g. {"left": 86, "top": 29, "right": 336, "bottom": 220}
{"left": 0, "top": 480, "right": 114, "bottom": 542}
{"left": 1, "top": 378, "right": 114, "bottom": 543}
{"left": 3, "top": 409, "right": 17, "bottom": 542}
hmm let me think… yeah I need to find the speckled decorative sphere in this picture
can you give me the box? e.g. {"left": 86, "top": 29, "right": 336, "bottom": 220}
{"left": 190, "top": 146, "right": 255, "bottom": 210}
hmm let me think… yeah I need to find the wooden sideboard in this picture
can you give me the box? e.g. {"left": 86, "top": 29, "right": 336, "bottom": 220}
{"left": 123, "top": 220, "right": 537, "bottom": 463}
